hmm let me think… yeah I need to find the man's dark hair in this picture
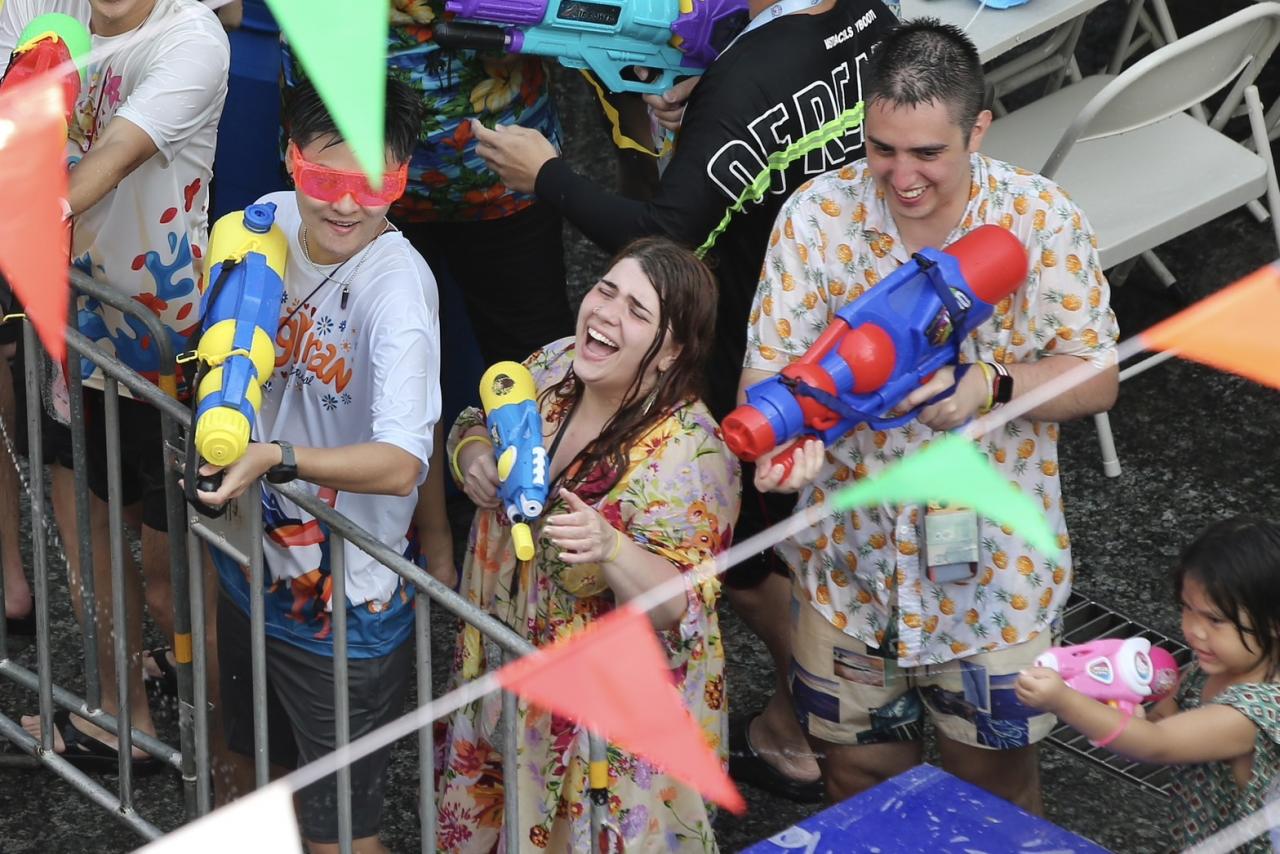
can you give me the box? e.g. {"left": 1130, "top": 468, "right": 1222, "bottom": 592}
{"left": 284, "top": 77, "right": 423, "bottom": 164}
{"left": 865, "top": 18, "right": 986, "bottom": 135}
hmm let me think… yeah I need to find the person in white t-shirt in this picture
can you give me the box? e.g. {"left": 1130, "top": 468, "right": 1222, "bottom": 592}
{"left": 200, "top": 0, "right": 241, "bottom": 30}
{"left": 197, "top": 78, "right": 440, "bottom": 852}
{"left": 1, "top": 0, "right": 228, "bottom": 773}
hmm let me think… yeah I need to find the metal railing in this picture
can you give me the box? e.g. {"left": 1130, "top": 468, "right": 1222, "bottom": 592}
{"left": 0, "top": 269, "right": 608, "bottom": 852}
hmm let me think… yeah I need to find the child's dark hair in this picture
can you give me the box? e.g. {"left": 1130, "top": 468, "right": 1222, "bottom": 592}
{"left": 284, "top": 77, "right": 423, "bottom": 164}
{"left": 1172, "top": 515, "right": 1280, "bottom": 674}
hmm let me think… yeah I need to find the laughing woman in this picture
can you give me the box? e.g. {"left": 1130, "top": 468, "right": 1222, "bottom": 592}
{"left": 437, "top": 237, "right": 741, "bottom": 852}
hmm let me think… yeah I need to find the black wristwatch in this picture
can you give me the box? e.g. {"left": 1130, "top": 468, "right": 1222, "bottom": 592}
{"left": 991, "top": 361, "right": 1014, "bottom": 406}
{"left": 266, "top": 440, "right": 298, "bottom": 484}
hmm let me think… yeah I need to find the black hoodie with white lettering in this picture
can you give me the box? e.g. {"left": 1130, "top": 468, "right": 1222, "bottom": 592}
{"left": 535, "top": 0, "right": 896, "bottom": 418}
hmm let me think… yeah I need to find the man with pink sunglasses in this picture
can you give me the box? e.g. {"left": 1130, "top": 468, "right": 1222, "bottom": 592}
{"left": 196, "top": 78, "right": 440, "bottom": 853}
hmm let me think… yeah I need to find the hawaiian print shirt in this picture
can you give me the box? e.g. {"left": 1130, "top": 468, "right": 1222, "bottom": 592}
{"left": 744, "top": 154, "right": 1120, "bottom": 666}
{"left": 281, "top": 0, "right": 562, "bottom": 223}
{"left": 437, "top": 338, "right": 740, "bottom": 852}
{"left": 386, "top": 0, "right": 561, "bottom": 222}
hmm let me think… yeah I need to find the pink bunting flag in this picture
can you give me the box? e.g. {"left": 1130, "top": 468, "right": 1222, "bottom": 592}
{"left": 0, "top": 76, "right": 70, "bottom": 361}
{"left": 495, "top": 604, "right": 746, "bottom": 814}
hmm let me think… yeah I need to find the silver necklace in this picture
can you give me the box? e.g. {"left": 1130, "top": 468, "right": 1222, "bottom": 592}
{"left": 290, "top": 219, "right": 388, "bottom": 318}
{"left": 300, "top": 219, "right": 384, "bottom": 276}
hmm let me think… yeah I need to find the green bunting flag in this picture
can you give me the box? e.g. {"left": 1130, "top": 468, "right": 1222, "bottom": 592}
{"left": 265, "top": 0, "right": 388, "bottom": 183}
{"left": 829, "top": 434, "right": 1061, "bottom": 558}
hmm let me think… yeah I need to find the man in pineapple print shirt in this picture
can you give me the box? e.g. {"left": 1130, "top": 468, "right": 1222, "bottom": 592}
{"left": 741, "top": 20, "right": 1119, "bottom": 812}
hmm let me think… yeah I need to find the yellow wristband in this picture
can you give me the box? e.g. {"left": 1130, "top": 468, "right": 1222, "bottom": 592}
{"left": 605, "top": 528, "right": 624, "bottom": 563}
{"left": 450, "top": 434, "right": 492, "bottom": 486}
{"left": 976, "top": 362, "right": 996, "bottom": 415}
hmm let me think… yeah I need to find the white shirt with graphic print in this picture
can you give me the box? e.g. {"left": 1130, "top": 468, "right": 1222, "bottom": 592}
{"left": 0, "top": 0, "right": 228, "bottom": 388}
{"left": 253, "top": 191, "right": 441, "bottom": 610}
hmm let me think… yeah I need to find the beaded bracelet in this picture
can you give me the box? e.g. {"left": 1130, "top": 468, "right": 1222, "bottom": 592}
{"left": 450, "top": 434, "right": 492, "bottom": 486}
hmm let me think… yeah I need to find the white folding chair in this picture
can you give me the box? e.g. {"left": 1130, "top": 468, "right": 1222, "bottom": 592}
{"left": 1108, "top": 0, "right": 1178, "bottom": 75}
{"left": 981, "top": 2, "right": 1280, "bottom": 478}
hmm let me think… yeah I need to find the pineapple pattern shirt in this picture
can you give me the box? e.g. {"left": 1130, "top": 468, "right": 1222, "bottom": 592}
{"left": 744, "top": 154, "right": 1120, "bottom": 666}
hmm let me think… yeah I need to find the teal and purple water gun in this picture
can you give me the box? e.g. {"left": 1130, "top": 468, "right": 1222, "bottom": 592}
{"left": 434, "top": 0, "right": 749, "bottom": 94}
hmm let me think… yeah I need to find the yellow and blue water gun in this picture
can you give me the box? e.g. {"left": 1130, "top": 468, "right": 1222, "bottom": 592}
{"left": 480, "top": 361, "right": 549, "bottom": 561}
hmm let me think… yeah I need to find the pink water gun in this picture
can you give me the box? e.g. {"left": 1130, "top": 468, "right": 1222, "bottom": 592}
{"left": 1035, "top": 637, "right": 1180, "bottom": 714}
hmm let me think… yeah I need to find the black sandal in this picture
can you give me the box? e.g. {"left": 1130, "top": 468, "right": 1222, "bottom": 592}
{"left": 51, "top": 708, "right": 164, "bottom": 776}
{"left": 143, "top": 646, "right": 179, "bottom": 699}
{"left": 728, "top": 714, "right": 826, "bottom": 804}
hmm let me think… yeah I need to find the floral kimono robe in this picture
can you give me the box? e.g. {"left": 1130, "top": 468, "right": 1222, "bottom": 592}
{"left": 436, "top": 338, "right": 741, "bottom": 852}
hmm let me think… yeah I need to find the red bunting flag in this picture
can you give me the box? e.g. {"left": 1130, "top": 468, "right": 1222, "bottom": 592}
{"left": 1140, "top": 263, "right": 1280, "bottom": 390}
{"left": 0, "top": 76, "right": 70, "bottom": 362}
{"left": 495, "top": 604, "right": 746, "bottom": 814}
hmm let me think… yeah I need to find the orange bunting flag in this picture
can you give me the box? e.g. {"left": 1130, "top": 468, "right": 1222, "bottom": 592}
{"left": 1140, "top": 263, "right": 1280, "bottom": 390}
{"left": 495, "top": 604, "right": 746, "bottom": 814}
{"left": 0, "top": 76, "right": 70, "bottom": 362}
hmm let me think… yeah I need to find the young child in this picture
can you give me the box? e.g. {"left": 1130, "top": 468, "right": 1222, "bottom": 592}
{"left": 1017, "top": 515, "right": 1280, "bottom": 852}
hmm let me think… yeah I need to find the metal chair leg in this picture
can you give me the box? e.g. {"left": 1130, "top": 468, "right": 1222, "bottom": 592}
{"left": 1106, "top": 258, "right": 1139, "bottom": 288}
{"left": 1109, "top": 0, "right": 1147, "bottom": 73}
{"left": 1095, "top": 412, "right": 1121, "bottom": 478}
{"left": 1245, "top": 85, "right": 1280, "bottom": 259}
{"left": 1139, "top": 251, "right": 1177, "bottom": 288}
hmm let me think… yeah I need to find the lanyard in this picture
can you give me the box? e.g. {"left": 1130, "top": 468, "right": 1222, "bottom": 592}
{"left": 721, "top": 0, "right": 825, "bottom": 55}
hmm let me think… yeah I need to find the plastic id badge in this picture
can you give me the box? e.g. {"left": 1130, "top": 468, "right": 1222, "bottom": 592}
{"left": 923, "top": 502, "right": 979, "bottom": 583}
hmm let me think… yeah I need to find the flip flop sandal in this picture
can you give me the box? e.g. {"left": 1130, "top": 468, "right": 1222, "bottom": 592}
{"left": 143, "top": 646, "right": 179, "bottom": 699}
{"left": 52, "top": 708, "right": 164, "bottom": 776}
{"left": 728, "top": 714, "right": 826, "bottom": 804}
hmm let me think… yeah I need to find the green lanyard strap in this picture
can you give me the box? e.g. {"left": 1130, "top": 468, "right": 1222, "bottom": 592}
{"left": 695, "top": 101, "right": 865, "bottom": 259}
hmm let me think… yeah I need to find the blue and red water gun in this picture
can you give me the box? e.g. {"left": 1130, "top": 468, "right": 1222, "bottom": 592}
{"left": 723, "top": 225, "right": 1028, "bottom": 476}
